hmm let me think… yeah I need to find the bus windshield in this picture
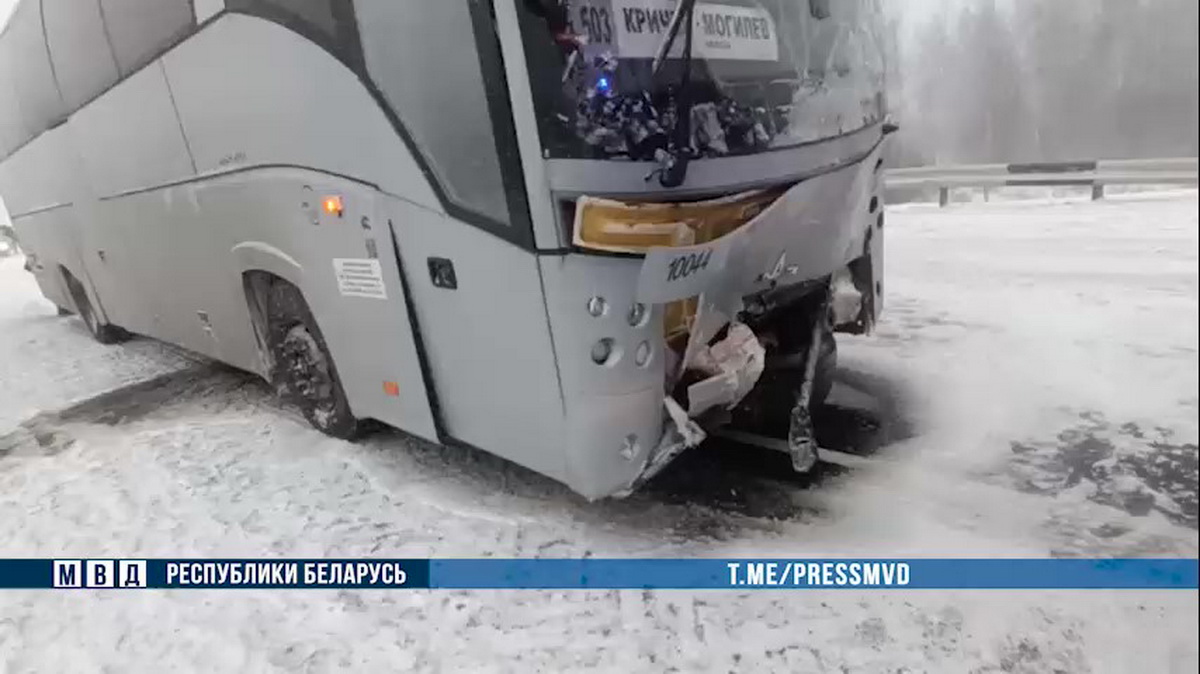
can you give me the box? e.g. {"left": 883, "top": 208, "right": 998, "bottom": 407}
{"left": 516, "top": 0, "right": 887, "bottom": 162}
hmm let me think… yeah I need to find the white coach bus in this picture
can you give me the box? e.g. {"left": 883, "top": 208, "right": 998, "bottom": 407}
{"left": 0, "top": 0, "right": 889, "bottom": 499}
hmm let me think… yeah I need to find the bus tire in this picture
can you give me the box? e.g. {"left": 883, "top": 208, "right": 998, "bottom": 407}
{"left": 265, "top": 282, "right": 360, "bottom": 440}
{"left": 63, "top": 270, "right": 129, "bottom": 344}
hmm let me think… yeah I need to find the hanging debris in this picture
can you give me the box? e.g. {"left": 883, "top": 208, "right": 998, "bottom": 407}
{"left": 680, "top": 321, "right": 766, "bottom": 417}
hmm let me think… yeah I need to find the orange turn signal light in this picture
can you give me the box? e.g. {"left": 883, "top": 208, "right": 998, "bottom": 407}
{"left": 322, "top": 196, "right": 344, "bottom": 217}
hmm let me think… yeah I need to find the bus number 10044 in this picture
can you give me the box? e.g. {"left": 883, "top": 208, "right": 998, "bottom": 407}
{"left": 666, "top": 249, "right": 713, "bottom": 283}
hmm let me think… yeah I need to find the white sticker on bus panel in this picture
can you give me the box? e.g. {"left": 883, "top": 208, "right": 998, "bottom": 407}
{"left": 333, "top": 258, "right": 388, "bottom": 300}
{"left": 606, "top": 0, "right": 779, "bottom": 62}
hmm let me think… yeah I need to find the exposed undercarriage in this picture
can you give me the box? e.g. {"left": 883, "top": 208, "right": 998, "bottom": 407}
{"left": 666, "top": 268, "right": 863, "bottom": 473}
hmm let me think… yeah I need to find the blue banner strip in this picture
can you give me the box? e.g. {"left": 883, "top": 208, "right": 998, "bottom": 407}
{"left": 430, "top": 559, "right": 1199, "bottom": 589}
{"left": 1, "top": 559, "right": 1195, "bottom": 590}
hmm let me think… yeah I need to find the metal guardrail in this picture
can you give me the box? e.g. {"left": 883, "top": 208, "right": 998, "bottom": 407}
{"left": 884, "top": 157, "right": 1199, "bottom": 206}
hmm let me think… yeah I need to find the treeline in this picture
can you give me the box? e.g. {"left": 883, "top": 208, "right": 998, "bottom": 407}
{"left": 885, "top": 0, "right": 1199, "bottom": 167}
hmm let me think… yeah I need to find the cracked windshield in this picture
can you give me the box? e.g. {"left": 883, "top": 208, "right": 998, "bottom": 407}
{"left": 518, "top": 0, "right": 886, "bottom": 160}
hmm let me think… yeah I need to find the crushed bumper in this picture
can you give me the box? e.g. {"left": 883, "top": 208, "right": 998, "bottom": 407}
{"left": 615, "top": 322, "right": 767, "bottom": 497}
{"left": 613, "top": 397, "right": 705, "bottom": 498}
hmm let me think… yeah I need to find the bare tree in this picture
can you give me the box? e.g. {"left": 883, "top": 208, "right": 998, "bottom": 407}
{"left": 889, "top": 0, "right": 1199, "bottom": 165}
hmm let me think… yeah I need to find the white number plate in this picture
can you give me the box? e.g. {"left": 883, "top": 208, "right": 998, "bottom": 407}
{"left": 636, "top": 238, "right": 734, "bottom": 303}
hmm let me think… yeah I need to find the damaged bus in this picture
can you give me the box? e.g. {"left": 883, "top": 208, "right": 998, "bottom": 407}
{"left": 0, "top": 0, "right": 889, "bottom": 499}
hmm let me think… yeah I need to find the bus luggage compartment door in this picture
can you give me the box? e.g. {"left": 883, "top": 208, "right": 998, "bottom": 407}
{"left": 314, "top": 187, "right": 439, "bottom": 442}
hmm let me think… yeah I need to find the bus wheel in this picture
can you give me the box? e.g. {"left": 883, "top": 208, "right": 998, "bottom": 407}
{"left": 266, "top": 282, "right": 360, "bottom": 439}
{"left": 63, "top": 271, "right": 128, "bottom": 344}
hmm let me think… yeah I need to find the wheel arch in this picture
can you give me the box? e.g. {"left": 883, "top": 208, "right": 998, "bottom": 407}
{"left": 58, "top": 263, "right": 98, "bottom": 318}
{"left": 234, "top": 241, "right": 306, "bottom": 374}
{"left": 58, "top": 263, "right": 130, "bottom": 344}
{"left": 241, "top": 268, "right": 362, "bottom": 438}
{"left": 239, "top": 267, "right": 341, "bottom": 392}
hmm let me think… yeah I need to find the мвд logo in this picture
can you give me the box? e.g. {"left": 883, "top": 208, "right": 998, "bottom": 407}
{"left": 53, "top": 560, "right": 147, "bottom": 588}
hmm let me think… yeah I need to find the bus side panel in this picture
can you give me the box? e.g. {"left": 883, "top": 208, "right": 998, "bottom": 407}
{"left": 161, "top": 14, "right": 440, "bottom": 213}
{"left": 188, "top": 168, "right": 439, "bottom": 442}
{"left": 391, "top": 205, "right": 569, "bottom": 482}
{"left": 0, "top": 129, "right": 85, "bottom": 313}
{"left": 159, "top": 13, "right": 443, "bottom": 438}
{"left": 69, "top": 61, "right": 198, "bottom": 336}
{"left": 93, "top": 184, "right": 237, "bottom": 360}
{"left": 7, "top": 208, "right": 75, "bottom": 312}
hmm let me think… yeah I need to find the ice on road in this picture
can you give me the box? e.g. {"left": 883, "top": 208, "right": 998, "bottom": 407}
{"left": 1, "top": 192, "right": 1197, "bottom": 672}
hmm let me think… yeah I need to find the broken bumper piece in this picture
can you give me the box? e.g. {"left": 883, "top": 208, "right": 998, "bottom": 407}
{"left": 683, "top": 322, "right": 766, "bottom": 418}
{"left": 615, "top": 324, "right": 767, "bottom": 498}
{"left": 613, "top": 398, "right": 706, "bottom": 498}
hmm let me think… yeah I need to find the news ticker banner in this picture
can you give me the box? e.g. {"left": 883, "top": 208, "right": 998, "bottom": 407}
{"left": 0, "top": 559, "right": 1196, "bottom": 590}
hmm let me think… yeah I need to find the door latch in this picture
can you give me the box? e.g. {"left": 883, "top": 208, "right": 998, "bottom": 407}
{"left": 427, "top": 257, "right": 457, "bottom": 290}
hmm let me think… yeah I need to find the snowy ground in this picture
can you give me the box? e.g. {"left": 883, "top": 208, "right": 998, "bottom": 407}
{"left": 1, "top": 192, "right": 1197, "bottom": 672}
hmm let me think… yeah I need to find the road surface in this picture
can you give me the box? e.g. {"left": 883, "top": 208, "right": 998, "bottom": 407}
{"left": 1, "top": 191, "right": 1197, "bottom": 672}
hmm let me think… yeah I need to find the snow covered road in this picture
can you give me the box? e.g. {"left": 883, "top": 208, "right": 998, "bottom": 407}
{"left": 1, "top": 192, "right": 1197, "bottom": 672}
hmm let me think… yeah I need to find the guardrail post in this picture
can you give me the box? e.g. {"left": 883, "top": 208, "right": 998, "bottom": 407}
{"left": 1091, "top": 184, "right": 1104, "bottom": 201}
{"left": 938, "top": 186, "right": 949, "bottom": 208}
